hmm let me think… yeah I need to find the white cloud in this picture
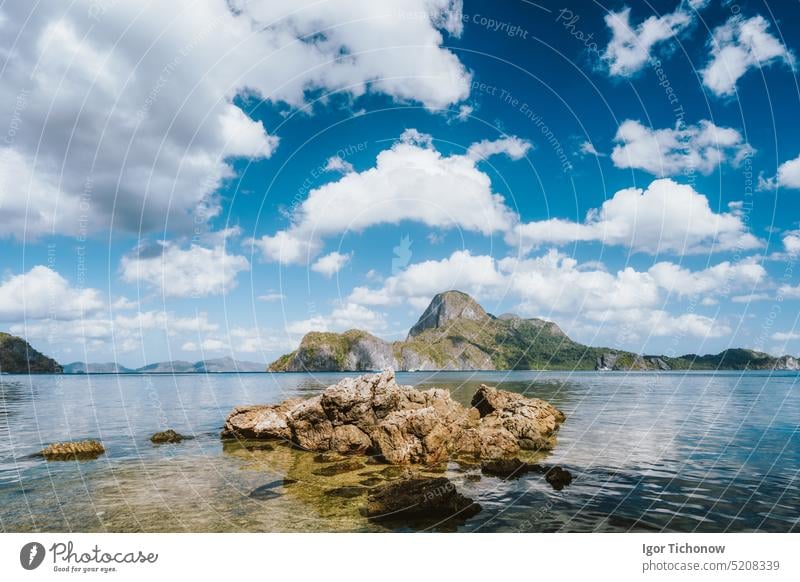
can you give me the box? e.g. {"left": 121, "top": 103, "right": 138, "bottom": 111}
{"left": 584, "top": 307, "right": 730, "bottom": 340}
{"left": 120, "top": 242, "right": 250, "bottom": 298}
{"left": 455, "top": 104, "right": 473, "bottom": 122}
{"left": 11, "top": 309, "right": 220, "bottom": 356}
{"left": 286, "top": 302, "right": 386, "bottom": 336}
{"left": 778, "top": 284, "right": 800, "bottom": 299}
{"left": 731, "top": 293, "right": 772, "bottom": 303}
{"left": 758, "top": 154, "right": 800, "bottom": 191}
{"left": 783, "top": 232, "right": 800, "bottom": 255}
{"left": 325, "top": 156, "right": 355, "bottom": 174}
{"left": 603, "top": 2, "right": 704, "bottom": 77}
{"left": 611, "top": 119, "right": 753, "bottom": 176}
{"left": 771, "top": 331, "right": 800, "bottom": 341}
{"left": 349, "top": 250, "right": 506, "bottom": 309}
{"left": 499, "top": 250, "right": 660, "bottom": 314}
{"left": 258, "top": 292, "right": 286, "bottom": 302}
{"left": 579, "top": 141, "right": 604, "bottom": 157}
{"left": 509, "top": 179, "right": 761, "bottom": 255}
{"left": 466, "top": 136, "right": 532, "bottom": 161}
{"left": 648, "top": 260, "right": 765, "bottom": 298}
{"left": 702, "top": 15, "right": 794, "bottom": 97}
{"left": 311, "top": 251, "right": 352, "bottom": 277}
{"left": 0, "top": 0, "right": 470, "bottom": 239}
{"left": 0, "top": 266, "right": 104, "bottom": 321}
{"left": 183, "top": 327, "right": 293, "bottom": 354}
{"left": 252, "top": 132, "right": 522, "bottom": 264}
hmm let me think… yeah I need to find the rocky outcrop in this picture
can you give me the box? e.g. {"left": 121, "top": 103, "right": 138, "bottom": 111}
{"left": 407, "top": 290, "right": 488, "bottom": 337}
{"left": 39, "top": 440, "right": 105, "bottom": 459}
{"left": 150, "top": 429, "right": 189, "bottom": 443}
{"left": 222, "top": 370, "right": 565, "bottom": 464}
{"left": 773, "top": 355, "right": 800, "bottom": 370}
{"left": 269, "top": 291, "right": 593, "bottom": 372}
{"left": 268, "top": 330, "right": 394, "bottom": 372}
{"left": 268, "top": 290, "right": 800, "bottom": 372}
{"left": 365, "top": 477, "right": 481, "bottom": 520}
{"left": 0, "top": 332, "right": 62, "bottom": 373}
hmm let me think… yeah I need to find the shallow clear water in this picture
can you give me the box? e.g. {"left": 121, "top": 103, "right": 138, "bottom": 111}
{"left": 0, "top": 371, "right": 798, "bottom": 532}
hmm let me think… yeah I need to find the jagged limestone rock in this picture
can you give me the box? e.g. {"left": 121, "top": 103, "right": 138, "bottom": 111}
{"left": 222, "top": 370, "right": 565, "bottom": 464}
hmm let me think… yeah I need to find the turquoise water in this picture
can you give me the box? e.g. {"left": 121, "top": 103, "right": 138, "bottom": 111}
{"left": 0, "top": 371, "right": 798, "bottom": 532}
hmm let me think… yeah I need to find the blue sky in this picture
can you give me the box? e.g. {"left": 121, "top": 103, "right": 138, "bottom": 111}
{"left": 1, "top": 0, "right": 799, "bottom": 366}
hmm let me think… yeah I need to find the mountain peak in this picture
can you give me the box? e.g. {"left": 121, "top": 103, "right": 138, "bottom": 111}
{"left": 408, "top": 290, "right": 489, "bottom": 338}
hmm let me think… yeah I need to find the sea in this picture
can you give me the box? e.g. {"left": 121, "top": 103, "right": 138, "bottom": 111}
{"left": 1, "top": 370, "right": 797, "bottom": 532}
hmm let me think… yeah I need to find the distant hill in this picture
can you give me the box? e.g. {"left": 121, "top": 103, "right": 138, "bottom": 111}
{"left": 63, "top": 362, "right": 135, "bottom": 374}
{"left": 0, "top": 332, "right": 62, "bottom": 373}
{"left": 269, "top": 290, "right": 800, "bottom": 372}
{"left": 63, "top": 356, "right": 266, "bottom": 374}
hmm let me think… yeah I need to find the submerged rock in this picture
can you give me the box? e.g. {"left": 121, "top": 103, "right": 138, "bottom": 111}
{"left": 312, "top": 460, "right": 365, "bottom": 477}
{"left": 39, "top": 440, "right": 105, "bottom": 460}
{"left": 481, "top": 458, "right": 541, "bottom": 478}
{"left": 325, "top": 486, "right": 366, "bottom": 499}
{"left": 150, "top": 429, "right": 188, "bottom": 444}
{"left": 544, "top": 466, "right": 573, "bottom": 490}
{"left": 365, "top": 477, "right": 481, "bottom": 520}
{"left": 222, "top": 371, "right": 565, "bottom": 465}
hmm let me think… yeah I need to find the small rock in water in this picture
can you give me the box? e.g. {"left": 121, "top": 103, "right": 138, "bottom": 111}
{"left": 365, "top": 477, "right": 481, "bottom": 520}
{"left": 150, "top": 429, "right": 188, "bottom": 444}
{"left": 545, "top": 466, "right": 573, "bottom": 490}
{"left": 313, "top": 453, "right": 342, "bottom": 463}
{"left": 248, "top": 484, "right": 282, "bottom": 501}
{"left": 242, "top": 442, "right": 275, "bottom": 451}
{"left": 481, "top": 458, "right": 537, "bottom": 478}
{"left": 379, "top": 465, "right": 410, "bottom": 479}
{"left": 312, "top": 460, "right": 365, "bottom": 477}
{"left": 359, "top": 477, "right": 384, "bottom": 487}
{"left": 40, "top": 440, "right": 105, "bottom": 460}
{"left": 325, "top": 486, "right": 366, "bottom": 499}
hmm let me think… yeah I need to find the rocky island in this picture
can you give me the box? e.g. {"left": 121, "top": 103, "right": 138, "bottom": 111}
{"left": 0, "top": 332, "right": 62, "bottom": 373}
{"left": 269, "top": 290, "right": 800, "bottom": 372}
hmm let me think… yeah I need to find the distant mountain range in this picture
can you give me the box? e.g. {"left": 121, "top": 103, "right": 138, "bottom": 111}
{"left": 62, "top": 357, "right": 266, "bottom": 374}
{"left": 2, "top": 291, "right": 799, "bottom": 374}
{"left": 269, "top": 290, "right": 800, "bottom": 372}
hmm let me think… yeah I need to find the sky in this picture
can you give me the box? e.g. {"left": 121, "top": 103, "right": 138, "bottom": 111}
{"left": 1, "top": 0, "right": 799, "bottom": 367}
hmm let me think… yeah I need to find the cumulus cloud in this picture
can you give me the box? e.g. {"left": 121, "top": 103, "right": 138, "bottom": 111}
{"left": 466, "top": 136, "right": 532, "bottom": 161}
{"left": 0, "top": 266, "right": 104, "bottom": 321}
{"left": 611, "top": 120, "right": 753, "bottom": 176}
{"left": 311, "top": 251, "right": 352, "bottom": 277}
{"left": 349, "top": 250, "right": 506, "bottom": 309}
{"left": 771, "top": 331, "right": 800, "bottom": 341}
{"left": 258, "top": 292, "right": 286, "bottom": 302}
{"left": 120, "top": 242, "right": 250, "bottom": 298}
{"left": 509, "top": 179, "right": 761, "bottom": 255}
{"left": 648, "top": 260, "right": 765, "bottom": 297}
{"left": 783, "top": 232, "right": 800, "bottom": 255}
{"left": 252, "top": 132, "right": 522, "bottom": 264}
{"left": 0, "top": 0, "right": 470, "bottom": 239}
{"left": 286, "top": 302, "right": 386, "bottom": 336}
{"left": 325, "top": 156, "right": 355, "bottom": 174}
{"left": 579, "top": 141, "right": 604, "bottom": 157}
{"left": 702, "top": 15, "right": 794, "bottom": 97}
{"left": 758, "top": 153, "right": 800, "bottom": 191}
{"left": 603, "top": 2, "right": 706, "bottom": 77}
